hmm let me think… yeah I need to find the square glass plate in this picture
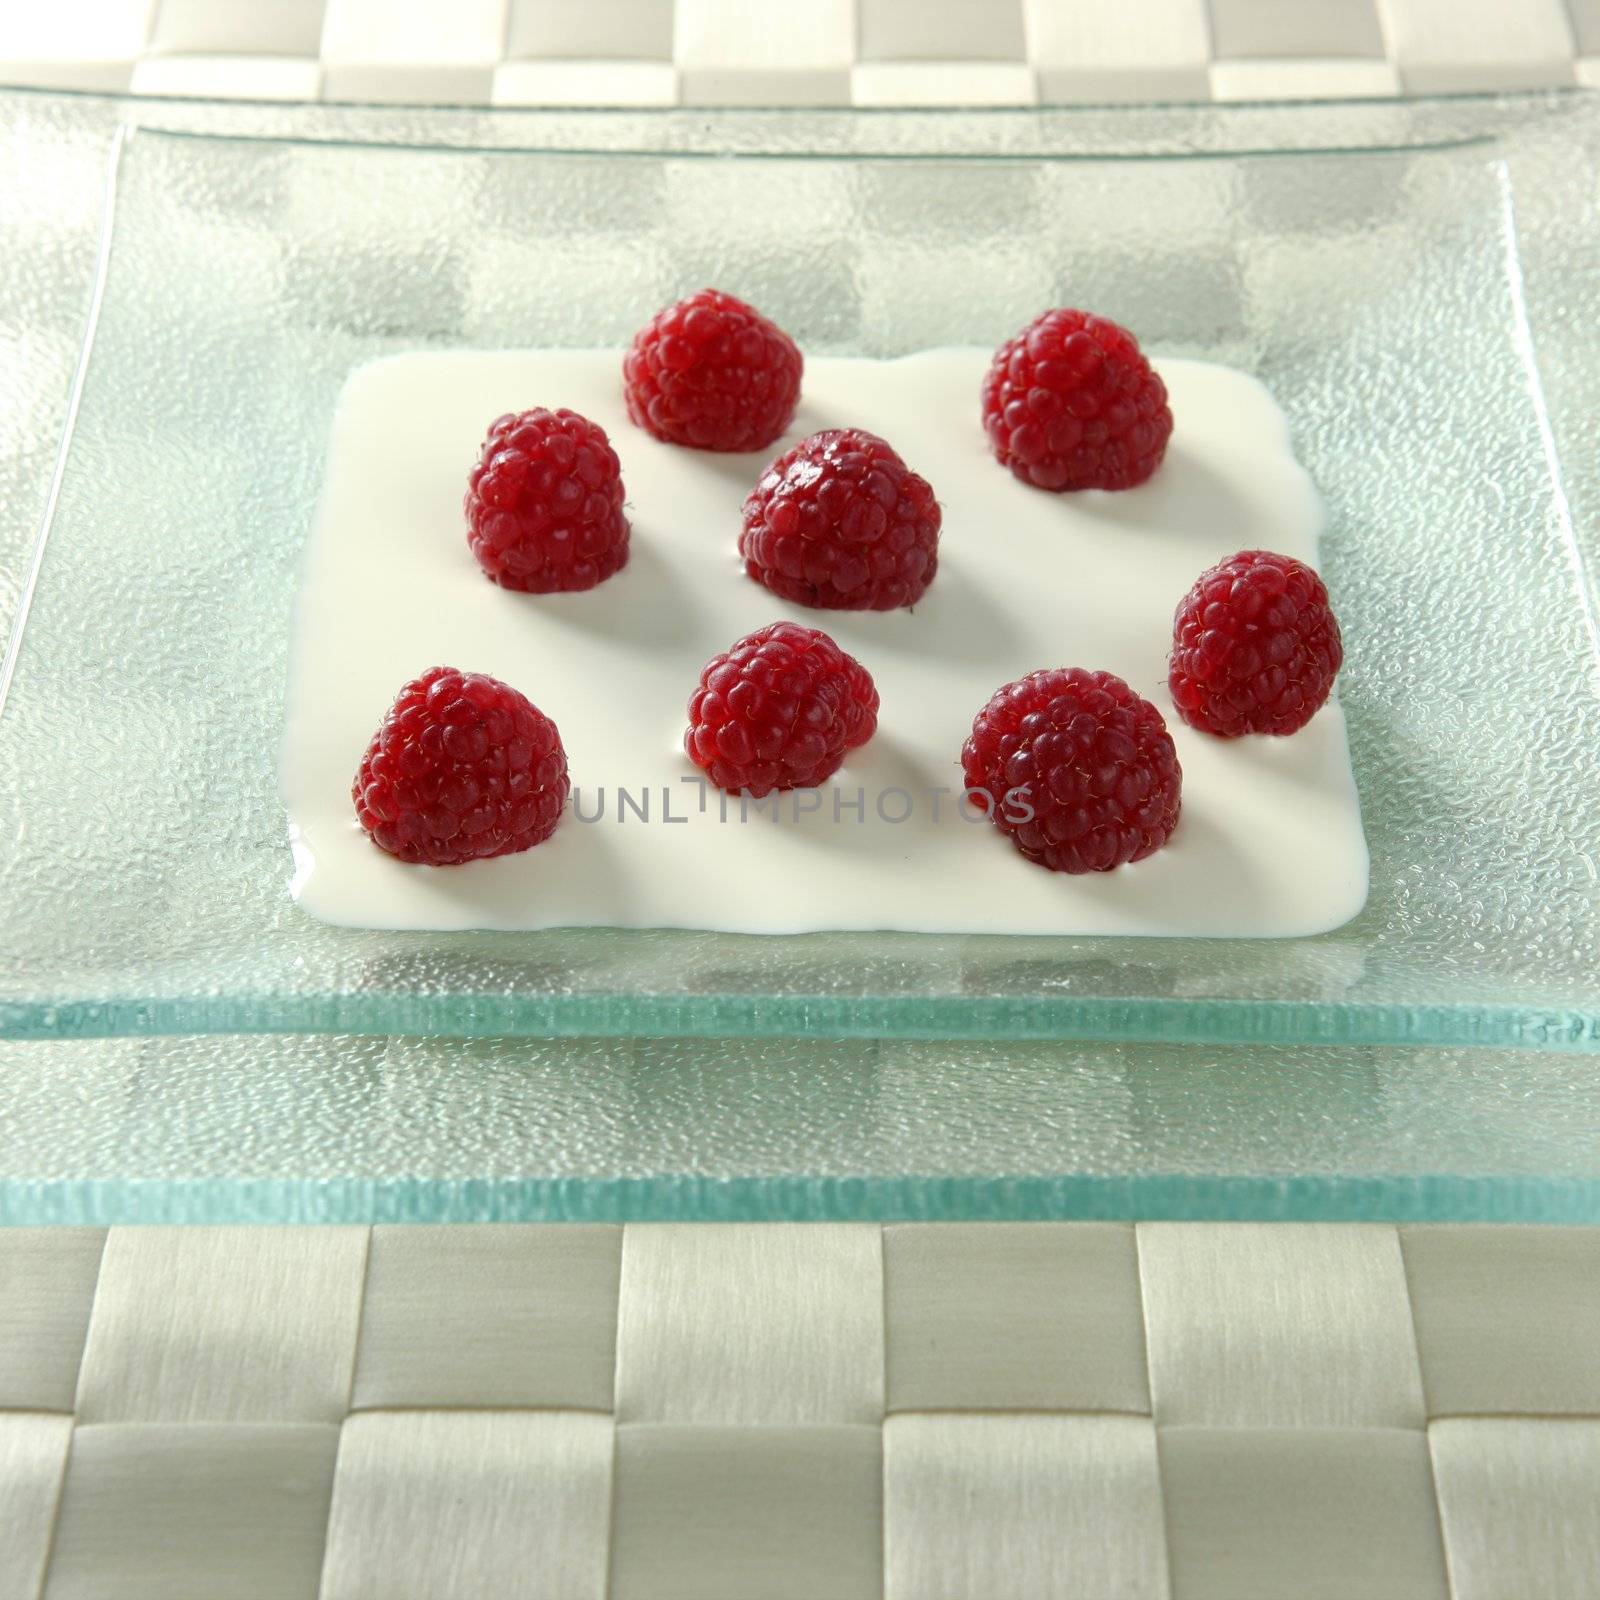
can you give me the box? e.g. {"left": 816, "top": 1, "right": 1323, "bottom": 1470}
{"left": 2, "top": 91, "right": 1599, "bottom": 1050}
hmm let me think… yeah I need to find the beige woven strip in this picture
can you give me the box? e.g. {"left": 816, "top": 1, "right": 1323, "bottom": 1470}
{"left": 320, "top": 1411, "right": 614, "bottom": 1600}
{"left": 0, "top": 1231, "right": 104, "bottom": 1413}
{"left": 1401, "top": 1225, "right": 1600, "bottom": 1416}
{"left": 1159, "top": 1426, "right": 1450, "bottom": 1599}
{"left": 611, "top": 1423, "right": 883, "bottom": 1600}
{"left": 883, "top": 1222, "right": 1150, "bottom": 1414}
{"left": 351, "top": 1225, "right": 621, "bottom": 1411}
{"left": 1137, "top": 1223, "right": 1426, "bottom": 1428}
{"left": 0, "top": 1415, "right": 73, "bottom": 1600}
{"left": 884, "top": 1413, "right": 1168, "bottom": 1600}
{"left": 614, "top": 1223, "right": 884, "bottom": 1426}
{"left": 1430, "top": 1420, "right": 1600, "bottom": 1600}
{"left": 74, "top": 1227, "right": 368, "bottom": 1425}
{"left": 46, "top": 1422, "right": 340, "bottom": 1600}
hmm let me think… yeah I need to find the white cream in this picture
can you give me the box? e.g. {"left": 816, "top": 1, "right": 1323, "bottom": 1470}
{"left": 282, "top": 348, "right": 1368, "bottom": 936}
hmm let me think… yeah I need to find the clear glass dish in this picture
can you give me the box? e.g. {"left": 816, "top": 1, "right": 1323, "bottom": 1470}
{"left": 1, "top": 89, "right": 1599, "bottom": 1052}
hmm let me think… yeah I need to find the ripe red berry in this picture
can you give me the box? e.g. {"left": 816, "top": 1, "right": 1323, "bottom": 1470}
{"left": 624, "top": 288, "right": 803, "bottom": 453}
{"left": 1169, "top": 549, "right": 1343, "bottom": 737}
{"left": 685, "top": 622, "right": 878, "bottom": 795}
{"left": 464, "top": 408, "right": 628, "bottom": 592}
{"left": 353, "top": 667, "right": 568, "bottom": 865}
{"left": 981, "top": 309, "right": 1173, "bottom": 492}
{"left": 961, "top": 668, "right": 1182, "bottom": 874}
{"left": 740, "top": 428, "right": 940, "bottom": 611}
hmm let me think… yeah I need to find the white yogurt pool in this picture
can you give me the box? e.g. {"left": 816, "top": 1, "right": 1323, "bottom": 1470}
{"left": 282, "top": 348, "right": 1367, "bottom": 935}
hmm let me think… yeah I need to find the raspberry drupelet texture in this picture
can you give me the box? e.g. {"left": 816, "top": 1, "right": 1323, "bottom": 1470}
{"left": 981, "top": 309, "right": 1173, "bottom": 492}
{"left": 353, "top": 667, "right": 569, "bottom": 866}
{"left": 464, "top": 408, "right": 629, "bottom": 593}
{"left": 961, "top": 668, "right": 1182, "bottom": 874}
{"left": 685, "top": 621, "right": 878, "bottom": 796}
{"left": 624, "top": 288, "right": 803, "bottom": 453}
{"left": 740, "top": 428, "right": 941, "bottom": 610}
{"left": 1169, "top": 549, "right": 1343, "bottom": 737}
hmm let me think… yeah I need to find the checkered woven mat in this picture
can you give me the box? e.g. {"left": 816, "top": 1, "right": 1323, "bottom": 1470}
{"left": 0, "top": 0, "right": 1595, "bottom": 106}
{"left": 5, "top": 1222, "right": 1600, "bottom": 1598}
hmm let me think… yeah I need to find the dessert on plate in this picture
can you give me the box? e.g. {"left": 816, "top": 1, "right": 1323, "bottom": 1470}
{"left": 283, "top": 292, "right": 1365, "bottom": 936}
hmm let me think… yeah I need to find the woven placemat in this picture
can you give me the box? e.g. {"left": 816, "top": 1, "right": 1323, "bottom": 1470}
{"left": 0, "top": 0, "right": 1593, "bottom": 106}
{"left": 4, "top": 1222, "right": 1599, "bottom": 1597}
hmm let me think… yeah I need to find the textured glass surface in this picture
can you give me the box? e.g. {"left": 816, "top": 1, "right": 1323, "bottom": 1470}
{"left": 0, "top": 98, "right": 113, "bottom": 648}
{"left": 2, "top": 1033, "right": 1598, "bottom": 1224}
{"left": 1, "top": 91, "right": 1599, "bottom": 1053}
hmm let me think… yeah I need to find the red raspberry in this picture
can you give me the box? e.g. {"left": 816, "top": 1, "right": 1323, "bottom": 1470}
{"left": 981, "top": 309, "right": 1173, "bottom": 492}
{"left": 961, "top": 669, "right": 1182, "bottom": 874}
{"left": 624, "top": 288, "right": 803, "bottom": 453}
{"left": 464, "top": 408, "right": 628, "bottom": 592}
{"left": 353, "top": 667, "right": 568, "bottom": 865}
{"left": 686, "top": 622, "right": 878, "bottom": 795}
{"left": 1169, "top": 549, "right": 1343, "bottom": 737}
{"left": 739, "top": 428, "right": 940, "bottom": 611}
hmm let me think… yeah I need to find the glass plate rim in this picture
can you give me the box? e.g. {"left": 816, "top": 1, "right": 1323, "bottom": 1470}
{"left": 0, "top": 77, "right": 1587, "bottom": 126}
{"left": 127, "top": 115, "right": 1511, "bottom": 164}
{"left": 6, "top": 1172, "right": 1600, "bottom": 1227}
{"left": 3, "top": 993, "right": 1600, "bottom": 1051}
